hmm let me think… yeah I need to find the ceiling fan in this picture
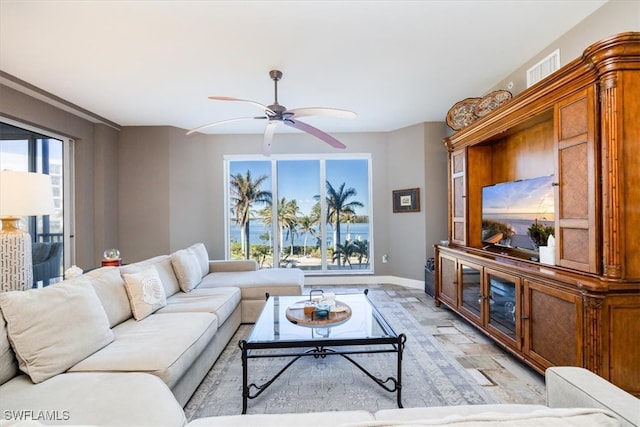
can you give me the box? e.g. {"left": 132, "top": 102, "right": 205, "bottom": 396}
{"left": 187, "top": 70, "right": 356, "bottom": 155}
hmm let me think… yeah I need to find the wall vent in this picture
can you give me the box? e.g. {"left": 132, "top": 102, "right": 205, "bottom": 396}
{"left": 527, "top": 49, "right": 560, "bottom": 88}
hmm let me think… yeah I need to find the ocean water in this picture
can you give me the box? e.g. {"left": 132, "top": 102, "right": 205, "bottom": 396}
{"left": 229, "top": 219, "right": 370, "bottom": 247}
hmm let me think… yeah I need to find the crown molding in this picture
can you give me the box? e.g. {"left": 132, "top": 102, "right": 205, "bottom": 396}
{"left": 0, "top": 70, "right": 121, "bottom": 131}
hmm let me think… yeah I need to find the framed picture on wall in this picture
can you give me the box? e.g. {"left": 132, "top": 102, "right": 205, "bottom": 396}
{"left": 392, "top": 188, "right": 420, "bottom": 213}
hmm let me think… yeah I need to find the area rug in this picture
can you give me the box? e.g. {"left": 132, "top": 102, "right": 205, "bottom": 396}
{"left": 184, "top": 288, "right": 498, "bottom": 420}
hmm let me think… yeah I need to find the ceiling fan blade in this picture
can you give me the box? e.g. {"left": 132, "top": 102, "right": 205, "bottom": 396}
{"left": 284, "top": 119, "right": 347, "bottom": 149}
{"left": 186, "top": 116, "right": 266, "bottom": 135}
{"left": 262, "top": 121, "right": 278, "bottom": 156}
{"left": 208, "top": 96, "right": 276, "bottom": 116}
{"left": 286, "top": 107, "right": 357, "bottom": 120}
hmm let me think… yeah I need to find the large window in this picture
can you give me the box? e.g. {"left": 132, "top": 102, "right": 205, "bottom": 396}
{"left": 0, "top": 121, "right": 73, "bottom": 286}
{"left": 226, "top": 154, "right": 372, "bottom": 274}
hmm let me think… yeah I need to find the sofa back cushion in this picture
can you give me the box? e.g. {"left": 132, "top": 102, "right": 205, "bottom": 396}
{"left": 121, "top": 255, "right": 180, "bottom": 297}
{"left": 81, "top": 267, "right": 132, "bottom": 328}
{"left": 171, "top": 249, "right": 202, "bottom": 292}
{"left": 188, "top": 243, "right": 210, "bottom": 277}
{"left": 0, "top": 308, "right": 19, "bottom": 386}
{"left": 0, "top": 279, "right": 114, "bottom": 383}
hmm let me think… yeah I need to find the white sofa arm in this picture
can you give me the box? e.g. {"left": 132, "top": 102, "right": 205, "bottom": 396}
{"left": 208, "top": 260, "right": 258, "bottom": 273}
{"left": 546, "top": 367, "right": 640, "bottom": 427}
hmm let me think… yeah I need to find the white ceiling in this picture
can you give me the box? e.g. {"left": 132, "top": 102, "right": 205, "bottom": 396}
{"left": 0, "top": 0, "right": 607, "bottom": 135}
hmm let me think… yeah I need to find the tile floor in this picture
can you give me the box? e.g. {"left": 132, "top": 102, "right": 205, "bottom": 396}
{"left": 306, "top": 283, "right": 547, "bottom": 405}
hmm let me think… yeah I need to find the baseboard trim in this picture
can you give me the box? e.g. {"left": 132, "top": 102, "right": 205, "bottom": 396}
{"left": 303, "top": 275, "right": 425, "bottom": 291}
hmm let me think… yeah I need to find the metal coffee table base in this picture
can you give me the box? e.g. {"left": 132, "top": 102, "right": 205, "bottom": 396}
{"left": 239, "top": 334, "right": 406, "bottom": 414}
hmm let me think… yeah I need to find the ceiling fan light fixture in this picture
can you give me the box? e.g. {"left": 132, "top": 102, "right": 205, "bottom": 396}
{"left": 188, "top": 69, "right": 356, "bottom": 155}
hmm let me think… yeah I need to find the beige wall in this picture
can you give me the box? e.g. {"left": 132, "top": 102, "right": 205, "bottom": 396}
{"left": 93, "top": 124, "right": 120, "bottom": 261}
{"left": 118, "top": 126, "right": 217, "bottom": 262}
{"left": 423, "top": 122, "right": 450, "bottom": 261}
{"left": 118, "top": 126, "right": 171, "bottom": 261}
{"left": 167, "top": 127, "right": 217, "bottom": 253}
{"left": 492, "top": 0, "right": 639, "bottom": 96}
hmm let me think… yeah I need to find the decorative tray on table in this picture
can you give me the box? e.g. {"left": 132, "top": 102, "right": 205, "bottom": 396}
{"left": 285, "top": 300, "right": 352, "bottom": 327}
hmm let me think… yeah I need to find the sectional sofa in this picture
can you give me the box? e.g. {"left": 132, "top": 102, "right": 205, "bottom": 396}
{"left": 1, "top": 243, "right": 638, "bottom": 426}
{"left": 188, "top": 363, "right": 639, "bottom": 426}
{"left": 0, "top": 243, "right": 303, "bottom": 426}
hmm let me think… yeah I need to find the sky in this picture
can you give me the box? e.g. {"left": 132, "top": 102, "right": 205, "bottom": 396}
{"left": 0, "top": 139, "right": 63, "bottom": 171}
{"left": 229, "top": 158, "right": 370, "bottom": 217}
{"left": 482, "top": 175, "right": 554, "bottom": 219}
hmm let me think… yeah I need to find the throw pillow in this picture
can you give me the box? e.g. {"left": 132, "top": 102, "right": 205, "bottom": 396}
{"left": 82, "top": 267, "right": 132, "bottom": 328}
{"left": 0, "top": 279, "right": 114, "bottom": 383}
{"left": 123, "top": 267, "right": 167, "bottom": 320}
{"left": 0, "top": 311, "right": 19, "bottom": 386}
{"left": 171, "top": 249, "right": 202, "bottom": 292}
{"left": 188, "top": 243, "right": 210, "bottom": 278}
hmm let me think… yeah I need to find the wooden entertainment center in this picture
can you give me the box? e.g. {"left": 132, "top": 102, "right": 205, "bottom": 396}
{"left": 434, "top": 32, "right": 640, "bottom": 396}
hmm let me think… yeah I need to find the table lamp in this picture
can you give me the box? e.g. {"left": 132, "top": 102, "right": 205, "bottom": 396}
{"left": 0, "top": 170, "right": 55, "bottom": 292}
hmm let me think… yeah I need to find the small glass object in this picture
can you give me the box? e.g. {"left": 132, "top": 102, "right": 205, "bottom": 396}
{"left": 103, "top": 248, "right": 120, "bottom": 260}
{"left": 303, "top": 301, "right": 315, "bottom": 316}
{"left": 315, "top": 302, "right": 331, "bottom": 318}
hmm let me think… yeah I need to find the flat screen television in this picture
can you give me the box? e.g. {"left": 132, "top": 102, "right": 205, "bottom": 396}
{"left": 481, "top": 175, "right": 555, "bottom": 251}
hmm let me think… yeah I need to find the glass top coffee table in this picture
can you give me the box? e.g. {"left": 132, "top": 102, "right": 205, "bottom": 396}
{"left": 239, "top": 290, "right": 406, "bottom": 413}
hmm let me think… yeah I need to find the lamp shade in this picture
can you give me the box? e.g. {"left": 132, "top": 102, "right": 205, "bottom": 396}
{"left": 0, "top": 170, "right": 55, "bottom": 218}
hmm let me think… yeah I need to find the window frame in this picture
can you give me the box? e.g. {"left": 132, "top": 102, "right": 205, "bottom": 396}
{"left": 0, "top": 117, "right": 76, "bottom": 270}
{"left": 224, "top": 153, "right": 374, "bottom": 275}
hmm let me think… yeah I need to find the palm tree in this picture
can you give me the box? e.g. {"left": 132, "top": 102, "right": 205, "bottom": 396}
{"left": 298, "top": 215, "right": 317, "bottom": 256}
{"left": 278, "top": 198, "right": 300, "bottom": 257}
{"left": 332, "top": 240, "right": 358, "bottom": 268}
{"left": 353, "top": 239, "right": 369, "bottom": 267}
{"left": 320, "top": 181, "right": 363, "bottom": 265}
{"left": 258, "top": 205, "right": 273, "bottom": 247}
{"left": 229, "top": 170, "right": 272, "bottom": 260}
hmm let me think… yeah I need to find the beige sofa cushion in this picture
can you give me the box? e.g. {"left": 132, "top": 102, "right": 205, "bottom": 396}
{"left": 0, "top": 309, "right": 19, "bottom": 386}
{"left": 198, "top": 268, "right": 304, "bottom": 299}
{"left": 159, "top": 287, "right": 241, "bottom": 324}
{"left": 0, "top": 372, "right": 186, "bottom": 427}
{"left": 68, "top": 312, "right": 217, "bottom": 388}
{"left": 123, "top": 267, "right": 167, "bottom": 320}
{"left": 209, "top": 259, "right": 258, "bottom": 272}
{"left": 546, "top": 366, "right": 640, "bottom": 427}
{"left": 374, "top": 405, "right": 549, "bottom": 422}
{"left": 189, "top": 243, "right": 210, "bottom": 277}
{"left": 367, "top": 408, "right": 620, "bottom": 426}
{"left": 172, "top": 249, "right": 203, "bottom": 292}
{"left": 121, "top": 255, "right": 181, "bottom": 297}
{"left": 186, "top": 410, "right": 375, "bottom": 427}
{"left": 0, "top": 280, "right": 114, "bottom": 383}
{"left": 81, "top": 267, "right": 132, "bottom": 327}
{"left": 190, "top": 408, "right": 618, "bottom": 427}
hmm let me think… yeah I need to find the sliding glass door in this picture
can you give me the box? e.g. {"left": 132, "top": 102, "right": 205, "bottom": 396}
{"left": 226, "top": 154, "right": 372, "bottom": 274}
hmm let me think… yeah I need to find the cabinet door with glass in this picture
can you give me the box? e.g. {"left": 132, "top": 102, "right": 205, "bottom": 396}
{"left": 458, "top": 260, "right": 483, "bottom": 325}
{"left": 484, "top": 268, "right": 521, "bottom": 350}
{"left": 450, "top": 149, "right": 466, "bottom": 244}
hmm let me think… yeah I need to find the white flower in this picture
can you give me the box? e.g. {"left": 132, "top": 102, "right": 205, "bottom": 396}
{"left": 64, "top": 265, "right": 83, "bottom": 279}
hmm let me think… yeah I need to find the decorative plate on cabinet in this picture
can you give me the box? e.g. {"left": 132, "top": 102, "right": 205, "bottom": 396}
{"left": 446, "top": 97, "right": 481, "bottom": 130}
{"left": 474, "top": 90, "right": 513, "bottom": 118}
